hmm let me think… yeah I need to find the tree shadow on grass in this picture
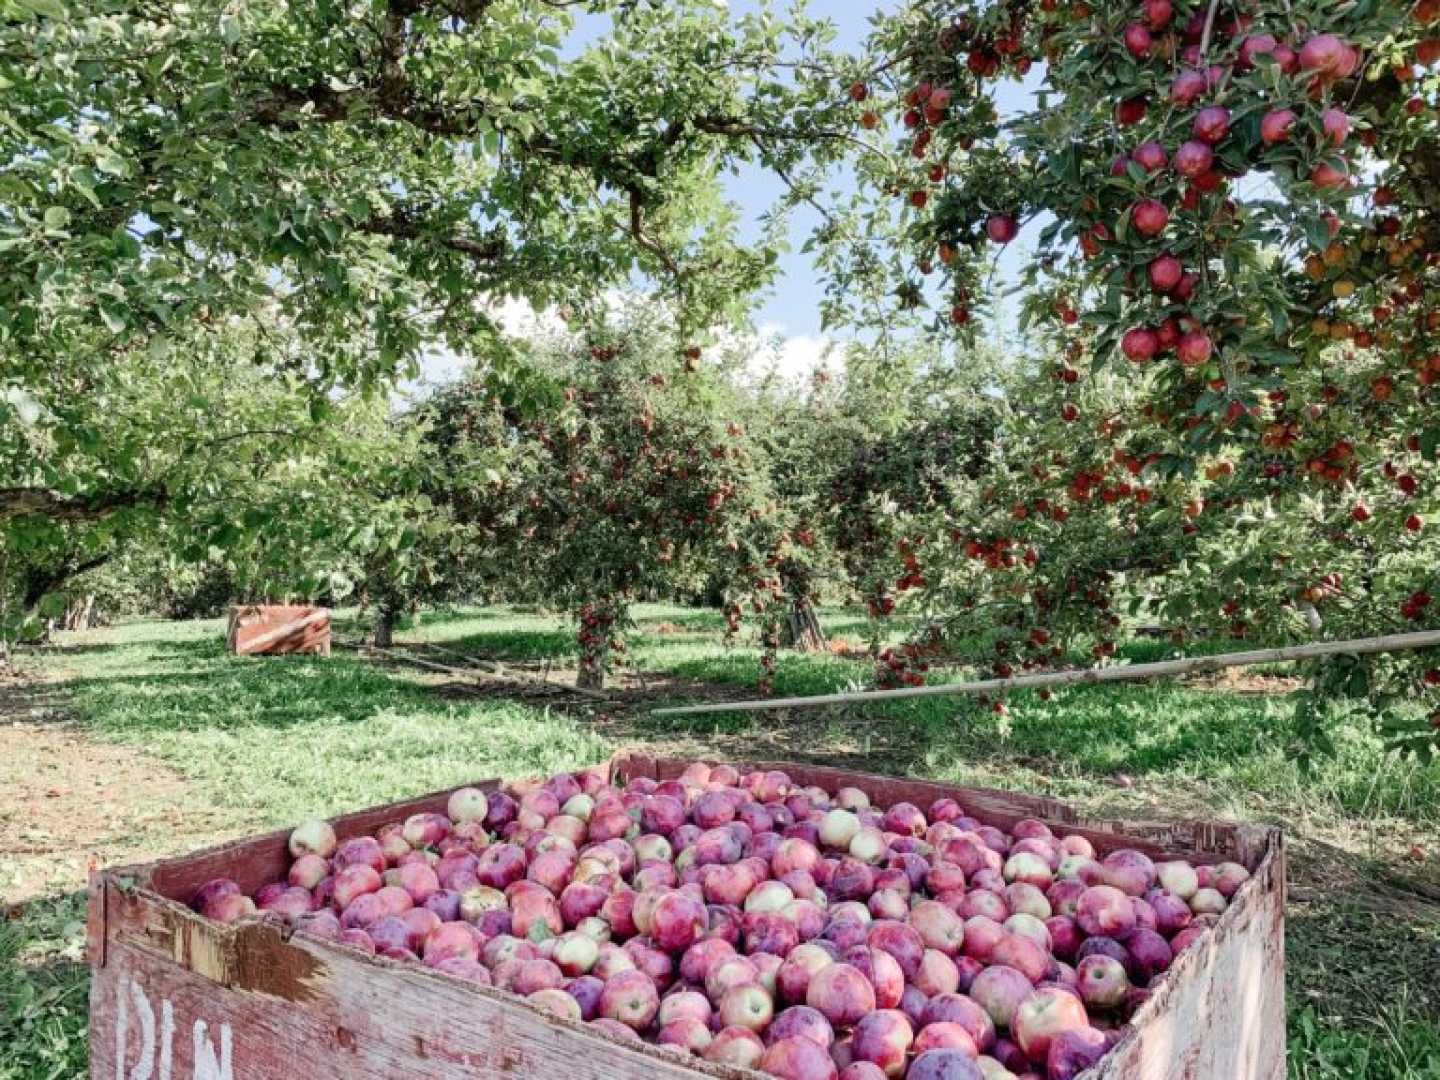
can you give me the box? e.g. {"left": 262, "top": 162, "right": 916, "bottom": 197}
{"left": 417, "top": 628, "right": 577, "bottom": 662}
{"left": 1286, "top": 837, "right": 1440, "bottom": 1024}
{"left": 332, "top": 605, "right": 548, "bottom": 638}
{"left": 30, "top": 639, "right": 127, "bottom": 658}
{"left": 413, "top": 606, "right": 533, "bottom": 627}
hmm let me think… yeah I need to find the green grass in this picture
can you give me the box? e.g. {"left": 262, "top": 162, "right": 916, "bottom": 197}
{"left": 1289, "top": 1002, "right": 1440, "bottom": 1079}
{"left": 2, "top": 895, "right": 88, "bottom": 1080}
{"left": 5, "top": 605, "right": 1440, "bottom": 1078}
{"left": 46, "top": 615, "right": 611, "bottom": 825}
{"left": 395, "top": 605, "right": 1440, "bottom": 827}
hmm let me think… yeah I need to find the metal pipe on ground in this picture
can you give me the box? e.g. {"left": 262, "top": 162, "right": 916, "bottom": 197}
{"left": 650, "top": 628, "right": 1440, "bottom": 718}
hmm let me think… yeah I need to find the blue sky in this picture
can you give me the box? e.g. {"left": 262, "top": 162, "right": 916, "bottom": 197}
{"left": 568, "top": 1, "right": 883, "bottom": 345}
{"left": 559, "top": 2, "right": 1043, "bottom": 374}
{"left": 695, "top": 2, "right": 886, "bottom": 341}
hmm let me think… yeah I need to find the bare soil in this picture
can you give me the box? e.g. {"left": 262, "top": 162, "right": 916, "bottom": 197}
{"left": 1182, "top": 669, "right": 1307, "bottom": 695}
{"left": 0, "top": 677, "right": 233, "bottom": 908}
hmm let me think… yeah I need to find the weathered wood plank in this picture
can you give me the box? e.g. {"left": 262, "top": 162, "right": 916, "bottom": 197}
{"left": 92, "top": 886, "right": 756, "bottom": 1080}
{"left": 227, "top": 605, "right": 332, "bottom": 657}
{"left": 1096, "top": 831, "right": 1286, "bottom": 1080}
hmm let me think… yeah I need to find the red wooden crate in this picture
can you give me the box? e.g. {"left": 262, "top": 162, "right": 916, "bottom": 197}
{"left": 226, "top": 605, "right": 331, "bottom": 656}
{"left": 88, "top": 752, "right": 1285, "bottom": 1079}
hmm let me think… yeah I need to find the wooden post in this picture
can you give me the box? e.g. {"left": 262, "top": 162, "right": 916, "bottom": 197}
{"left": 650, "top": 628, "right": 1440, "bottom": 718}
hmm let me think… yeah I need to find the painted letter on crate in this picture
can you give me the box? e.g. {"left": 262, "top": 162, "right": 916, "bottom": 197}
{"left": 112, "top": 975, "right": 235, "bottom": 1080}
{"left": 192, "top": 1019, "right": 234, "bottom": 1080}
{"left": 115, "top": 976, "right": 156, "bottom": 1080}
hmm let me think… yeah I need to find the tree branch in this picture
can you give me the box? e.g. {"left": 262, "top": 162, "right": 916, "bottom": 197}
{"left": 356, "top": 210, "right": 508, "bottom": 262}
{"left": 23, "top": 551, "right": 114, "bottom": 612}
{"left": 246, "top": 0, "right": 506, "bottom": 137}
{"left": 627, "top": 187, "right": 681, "bottom": 279}
{"left": 0, "top": 486, "right": 167, "bottom": 524}
{"left": 1198, "top": 0, "right": 1223, "bottom": 57}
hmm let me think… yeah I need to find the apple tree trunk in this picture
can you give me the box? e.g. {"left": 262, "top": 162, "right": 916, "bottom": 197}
{"left": 576, "top": 597, "right": 626, "bottom": 691}
{"left": 780, "top": 595, "right": 826, "bottom": 653}
{"left": 374, "top": 605, "right": 399, "bottom": 648}
{"left": 62, "top": 593, "right": 97, "bottom": 631}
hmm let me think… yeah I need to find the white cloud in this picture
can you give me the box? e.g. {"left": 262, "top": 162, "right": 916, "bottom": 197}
{"left": 492, "top": 295, "right": 567, "bottom": 338}
{"left": 402, "top": 300, "right": 839, "bottom": 401}
{"left": 737, "top": 322, "right": 837, "bottom": 385}
{"left": 772, "top": 330, "right": 835, "bottom": 381}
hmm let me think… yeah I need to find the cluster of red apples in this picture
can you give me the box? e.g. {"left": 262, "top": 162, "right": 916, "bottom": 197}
{"left": 191, "top": 765, "right": 1250, "bottom": 1080}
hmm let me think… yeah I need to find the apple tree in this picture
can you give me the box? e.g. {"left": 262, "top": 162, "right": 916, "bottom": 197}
{"left": 806, "top": 0, "right": 1439, "bottom": 746}
{"left": 0, "top": 0, "right": 856, "bottom": 617}
{"left": 424, "top": 302, "right": 779, "bottom": 689}
{"left": 0, "top": 305, "right": 428, "bottom": 658}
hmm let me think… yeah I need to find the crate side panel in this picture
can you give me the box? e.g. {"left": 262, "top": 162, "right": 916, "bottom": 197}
{"left": 1096, "top": 835, "right": 1287, "bottom": 1080}
{"left": 91, "top": 933, "right": 747, "bottom": 1080}
{"left": 233, "top": 621, "right": 332, "bottom": 656}
{"left": 229, "top": 605, "right": 332, "bottom": 656}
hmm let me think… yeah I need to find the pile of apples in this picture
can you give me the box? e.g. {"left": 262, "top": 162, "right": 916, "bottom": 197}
{"left": 191, "top": 764, "right": 1250, "bottom": 1080}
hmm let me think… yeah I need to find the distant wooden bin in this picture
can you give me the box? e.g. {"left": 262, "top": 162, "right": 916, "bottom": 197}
{"left": 226, "top": 604, "right": 331, "bottom": 656}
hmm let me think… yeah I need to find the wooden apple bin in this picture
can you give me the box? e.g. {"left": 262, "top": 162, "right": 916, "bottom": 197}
{"left": 226, "top": 604, "right": 331, "bottom": 657}
{"left": 87, "top": 753, "right": 1285, "bottom": 1079}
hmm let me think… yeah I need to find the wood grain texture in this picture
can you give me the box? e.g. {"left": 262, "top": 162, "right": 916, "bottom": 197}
{"left": 92, "top": 883, "right": 756, "bottom": 1080}
{"left": 90, "top": 752, "right": 1285, "bottom": 1079}
{"left": 1097, "top": 831, "right": 1286, "bottom": 1080}
{"left": 226, "top": 605, "right": 332, "bottom": 657}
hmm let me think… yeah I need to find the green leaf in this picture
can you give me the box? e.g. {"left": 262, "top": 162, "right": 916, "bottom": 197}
{"left": 42, "top": 205, "right": 71, "bottom": 229}
{"left": 1302, "top": 215, "right": 1332, "bottom": 252}
{"left": 98, "top": 304, "right": 127, "bottom": 333}
{"left": 94, "top": 150, "right": 129, "bottom": 177}
{"left": 1420, "top": 428, "right": 1440, "bottom": 463}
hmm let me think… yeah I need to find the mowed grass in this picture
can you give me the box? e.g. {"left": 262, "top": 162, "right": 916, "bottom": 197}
{"left": 4, "top": 605, "right": 1440, "bottom": 1078}
{"left": 42, "top": 615, "right": 612, "bottom": 823}
{"left": 403, "top": 605, "right": 1440, "bottom": 825}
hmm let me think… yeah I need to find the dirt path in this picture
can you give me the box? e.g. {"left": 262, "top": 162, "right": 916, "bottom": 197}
{"left": 0, "top": 676, "right": 235, "bottom": 908}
